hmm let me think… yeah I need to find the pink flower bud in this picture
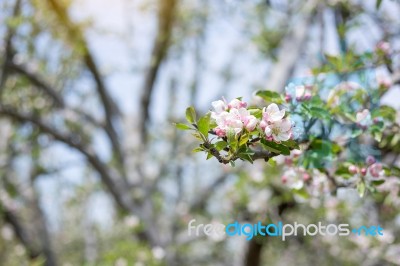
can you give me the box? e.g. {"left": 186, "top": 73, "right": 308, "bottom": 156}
{"left": 303, "top": 92, "right": 312, "bottom": 101}
{"left": 284, "top": 158, "right": 292, "bottom": 165}
{"left": 303, "top": 173, "right": 311, "bottom": 181}
{"left": 366, "top": 155, "right": 376, "bottom": 166}
{"left": 369, "top": 163, "right": 383, "bottom": 178}
{"left": 376, "top": 41, "right": 391, "bottom": 54}
{"left": 228, "top": 99, "right": 247, "bottom": 109}
{"left": 348, "top": 165, "right": 359, "bottom": 175}
{"left": 260, "top": 120, "right": 268, "bottom": 131}
{"left": 281, "top": 175, "right": 287, "bottom": 183}
{"left": 245, "top": 117, "right": 258, "bottom": 131}
{"left": 360, "top": 168, "right": 367, "bottom": 176}
{"left": 285, "top": 94, "right": 292, "bottom": 102}
{"left": 214, "top": 127, "right": 226, "bottom": 137}
{"left": 266, "top": 135, "right": 273, "bottom": 141}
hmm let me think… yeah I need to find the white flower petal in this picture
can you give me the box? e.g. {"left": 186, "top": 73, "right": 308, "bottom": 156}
{"left": 278, "top": 119, "right": 292, "bottom": 132}
{"left": 264, "top": 126, "right": 272, "bottom": 136}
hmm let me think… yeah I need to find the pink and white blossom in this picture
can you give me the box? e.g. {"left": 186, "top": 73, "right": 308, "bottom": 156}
{"left": 211, "top": 99, "right": 258, "bottom": 137}
{"left": 211, "top": 100, "right": 227, "bottom": 116}
{"left": 369, "top": 163, "right": 384, "bottom": 178}
{"left": 262, "top": 103, "right": 285, "bottom": 123}
{"left": 228, "top": 98, "right": 247, "bottom": 109}
{"left": 376, "top": 41, "right": 391, "bottom": 54}
{"left": 264, "top": 119, "right": 292, "bottom": 142}
{"left": 356, "top": 109, "right": 372, "bottom": 128}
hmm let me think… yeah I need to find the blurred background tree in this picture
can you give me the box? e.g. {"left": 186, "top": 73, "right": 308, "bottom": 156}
{"left": 0, "top": 0, "right": 399, "bottom": 265}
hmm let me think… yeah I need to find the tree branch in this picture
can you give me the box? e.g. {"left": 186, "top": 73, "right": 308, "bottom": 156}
{"left": 0, "top": 105, "right": 134, "bottom": 214}
{"left": 139, "top": 0, "right": 178, "bottom": 143}
{"left": 0, "top": 0, "right": 21, "bottom": 95}
{"left": 45, "top": 0, "right": 124, "bottom": 166}
{"left": 7, "top": 62, "right": 65, "bottom": 107}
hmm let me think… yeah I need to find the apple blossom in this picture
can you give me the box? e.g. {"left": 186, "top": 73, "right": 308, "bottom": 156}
{"left": 303, "top": 173, "right": 311, "bottom": 181}
{"left": 360, "top": 167, "right": 367, "bottom": 176}
{"left": 229, "top": 108, "right": 258, "bottom": 131}
{"left": 356, "top": 109, "right": 372, "bottom": 128}
{"left": 366, "top": 155, "right": 376, "bottom": 166}
{"left": 262, "top": 103, "right": 285, "bottom": 123}
{"left": 211, "top": 99, "right": 258, "bottom": 137}
{"left": 264, "top": 119, "right": 292, "bottom": 142}
{"left": 211, "top": 100, "right": 227, "bottom": 117}
{"left": 281, "top": 169, "right": 304, "bottom": 189}
{"left": 348, "top": 165, "right": 359, "bottom": 175}
{"left": 214, "top": 111, "right": 243, "bottom": 136}
{"left": 228, "top": 98, "right": 247, "bottom": 109}
{"left": 376, "top": 41, "right": 391, "bottom": 55}
{"left": 369, "top": 163, "right": 383, "bottom": 178}
{"left": 377, "top": 76, "right": 392, "bottom": 89}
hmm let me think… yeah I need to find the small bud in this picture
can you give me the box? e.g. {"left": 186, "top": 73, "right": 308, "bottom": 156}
{"left": 366, "top": 155, "right": 376, "bottom": 166}
{"left": 303, "top": 173, "right": 311, "bottom": 181}
{"left": 284, "top": 158, "right": 292, "bottom": 165}
{"left": 303, "top": 92, "right": 312, "bottom": 101}
{"left": 360, "top": 167, "right": 367, "bottom": 176}
{"left": 348, "top": 165, "right": 359, "bottom": 175}
{"left": 285, "top": 94, "right": 292, "bottom": 102}
{"left": 370, "top": 163, "right": 383, "bottom": 178}
{"left": 281, "top": 176, "right": 287, "bottom": 183}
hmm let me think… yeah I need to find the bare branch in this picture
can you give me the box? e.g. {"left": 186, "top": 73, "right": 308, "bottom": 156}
{"left": 0, "top": 105, "right": 133, "bottom": 214}
{"left": 7, "top": 62, "right": 64, "bottom": 107}
{"left": 139, "top": 0, "right": 178, "bottom": 143}
{"left": 45, "top": 0, "right": 124, "bottom": 165}
{"left": 0, "top": 0, "right": 21, "bottom": 94}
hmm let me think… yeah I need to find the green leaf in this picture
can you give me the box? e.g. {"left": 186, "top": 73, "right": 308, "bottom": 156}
{"left": 373, "top": 131, "right": 382, "bottom": 142}
{"left": 238, "top": 153, "right": 253, "bottom": 163}
{"left": 351, "top": 128, "right": 363, "bottom": 138}
{"left": 249, "top": 108, "right": 262, "bottom": 119}
{"left": 372, "top": 105, "right": 396, "bottom": 121}
{"left": 239, "top": 134, "right": 249, "bottom": 147}
{"left": 255, "top": 90, "right": 284, "bottom": 104}
{"left": 309, "top": 107, "right": 330, "bottom": 120}
{"left": 206, "top": 152, "right": 213, "bottom": 160}
{"left": 376, "top": 0, "right": 383, "bottom": 9}
{"left": 389, "top": 166, "right": 400, "bottom": 177}
{"left": 371, "top": 180, "right": 385, "bottom": 186}
{"left": 174, "top": 123, "right": 192, "bottom": 130}
{"left": 281, "top": 139, "right": 300, "bottom": 150}
{"left": 357, "top": 181, "right": 366, "bottom": 197}
{"left": 335, "top": 164, "right": 353, "bottom": 179}
{"left": 215, "top": 141, "right": 228, "bottom": 151}
{"left": 227, "top": 129, "right": 238, "bottom": 151}
{"left": 197, "top": 112, "right": 211, "bottom": 138}
{"left": 191, "top": 132, "right": 203, "bottom": 141}
{"left": 192, "top": 147, "right": 204, "bottom": 153}
{"left": 261, "top": 139, "right": 290, "bottom": 155}
{"left": 185, "top": 106, "right": 196, "bottom": 124}
{"left": 292, "top": 188, "right": 310, "bottom": 199}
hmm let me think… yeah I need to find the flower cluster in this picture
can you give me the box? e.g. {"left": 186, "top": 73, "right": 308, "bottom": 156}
{"left": 285, "top": 83, "right": 312, "bottom": 102}
{"left": 356, "top": 109, "right": 373, "bottom": 129}
{"left": 211, "top": 99, "right": 258, "bottom": 137}
{"left": 260, "top": 104, "right": 292, "bottom": 142}
{"left": 211, "top": 98, "right": 293, "bottom": 142}
{"left": 348, "top": 156, "right": 384, "bottom": 178}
